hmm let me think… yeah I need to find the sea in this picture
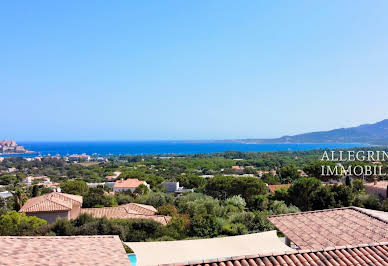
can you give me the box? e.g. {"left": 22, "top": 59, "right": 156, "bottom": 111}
{"left": 0, "top": 141, "right": 369, "bottom": 158}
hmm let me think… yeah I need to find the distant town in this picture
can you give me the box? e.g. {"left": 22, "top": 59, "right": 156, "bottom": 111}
{"left": 0, "top": 140, "right": 33, "bottom": 155}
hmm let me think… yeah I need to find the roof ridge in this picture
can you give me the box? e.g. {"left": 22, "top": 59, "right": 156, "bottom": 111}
{"left": 48, "top": 195, "right": 73, "bottom": 210}
{"left": 350, "top": 206, "right": 388, "bottom": 224}
{"left": 19, "top": 194, "right": 47, "bottom": 212}
{"left": 172, "top": 242, "right": 388, "bottom": 266}
{"left": 82, "top": 205, "right": 121, "bottom": 210}
{"left": 268, "top": 206, "right": 352, "bottom": 218}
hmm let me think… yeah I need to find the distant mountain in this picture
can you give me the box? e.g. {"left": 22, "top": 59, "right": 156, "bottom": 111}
{"left": 236, "top": 119, "right": 388, "bottom": 145}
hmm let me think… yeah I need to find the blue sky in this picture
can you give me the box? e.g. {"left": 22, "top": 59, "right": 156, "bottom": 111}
{"left": 1, "top": 1, "right": 388, "bottom": 141}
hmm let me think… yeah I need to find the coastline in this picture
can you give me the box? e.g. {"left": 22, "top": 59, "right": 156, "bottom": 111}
{"left": 1, "top": 142, "right": 370, "bottom": 158}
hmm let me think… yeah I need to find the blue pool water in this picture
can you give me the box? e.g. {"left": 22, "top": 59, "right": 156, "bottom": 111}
{"left": 1, "top": 141, "right": 369, "bottom": 157}
{"left": 128, "top": 254, "right": 136, "bottom": 266}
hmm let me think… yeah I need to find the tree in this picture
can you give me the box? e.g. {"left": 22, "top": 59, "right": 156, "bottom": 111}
{"left": 0, "top": 211, "right": 46, "bottom": 235}
{"left": 352, "top": 179, "right": 364, "bottom": 193}
{"left": 273, "top": 187, "right": 290, "bottom": 203}
{"left": 268, "top": 201, "right": 299, "bottom": 215}
{"left": 345, "top": 176, "right": 351, "bottom": 187}
{"left": 31, "top": 185, "right": 40, "bottom": 197}
{"left": 331, "top": 185, "right": 353, "bottom": 207}
{"left": 252, "top": 195, "right": 269, "bottom": 211}
{"left": 177, "top": 174, "right": 205, "bottom": 189}
{"left": 229, "top": 211, "right": 274, "bottom": 232}
{"left": 83, "top": 187, "right": 117, "bottom": 208}
{"left": 164, "top": 214, "right": 190, "bottom": 239}
{"left": 189, "top": 214, "right": 221, "bottom": 238}
{"left": 303, "top": 161, "right": 341, "bottom": 181}
{"left": 224, "top": 195, "right": 246, "bottom": 211}
{"left": 134, "top": 184, "right": 150, "bottom": 196}
{"left": 261, "top": 173, "right": 281, "bottom": 185}
{"left": 311, "top": 186, "right": 335, "bottom": 210}
{"left": 60, "top": 180, "right": 89, "bottom": 196}
{"left": 204, "top": 175, "right": 233, "bottom": 200}
{"left": 204, "top": 175, "right": 266, "bottom": 208}
{"left": 221, "top": 223, "right": 247, "bottom": 236}
{"left": 157, "top": 204, "right": 178, "bottom": 216}
{"left": 356, "top": 194, "right": 381, "bottom": 210}
{"left": 279, "top": 165, "right": 300, "bottom": 183}
{"left": 288, "top": 177, "right": 322, "bottom": 211}
{"left": 0, "top": 174, "right": 18, "bottom": 186}
{"left": 50, "top": 218, "right": 75, "bottom": 236}
{"left": 13, "top": 189, "right": 28, "bottom": 211}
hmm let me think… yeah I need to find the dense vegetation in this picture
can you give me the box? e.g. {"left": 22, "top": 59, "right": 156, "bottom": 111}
{"left": 0, "top": 148, "right": 387, "bottom": 241}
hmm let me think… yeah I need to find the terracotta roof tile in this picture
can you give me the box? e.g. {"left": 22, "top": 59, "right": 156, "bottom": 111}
{"left": 19, "top": 192, "right": 82, "bottom": 213}
{"left": 268, "top": 207, "right": 388, "bottom": 250}
{"left": 114, "top": 178, "right": 146, "bottom": 188}
{"left": 125, "top": 203, "right": 158, "bottom": 215}
{"left": 0, "top": 235, "right": 129, "bottom": 266}
{"left": 81, "top": 203, "right": 170, "bottom": 225}
{"left": 168, "top": 243, "right": 388, "bottom": 266}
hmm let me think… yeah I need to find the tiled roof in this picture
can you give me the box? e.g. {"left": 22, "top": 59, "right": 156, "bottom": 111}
{"left": 354, "top": 207, "right": 388, "bottom": 222}
{"left": 268, "top": 207, "right": 388, "bottom": 250}
{"left": 0, "top": 235, "right": 129, "bottom": 266}
{"left": 267, "top": 184, "right": 291, "bottom": 193}
{"left": 81, "top": 203, "right": 170, "bottom": 225}
{"left": 125, "top": 203, "right": 158, "bottom": 215}
{"left": 114, "top": 178, "right": 146, "bottom": 188}
{"left": 167, "top": 242, "right": 388, "bottom": 266}
{"left": 19, "top": 192, "right": 82, "bottom": 213}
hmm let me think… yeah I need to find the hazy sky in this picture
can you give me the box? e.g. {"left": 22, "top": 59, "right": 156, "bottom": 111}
{"left": 1, "top": 1, "right": 388, "bottom": 141}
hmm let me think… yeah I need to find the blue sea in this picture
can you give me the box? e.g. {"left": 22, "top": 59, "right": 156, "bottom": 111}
{"left": 0, "top": 141, "right": 368, "bottom": 157}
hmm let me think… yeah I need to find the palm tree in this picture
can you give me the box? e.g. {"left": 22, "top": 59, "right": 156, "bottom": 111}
{"left": 13, "top": 188, "right": 28, "bottom": 211}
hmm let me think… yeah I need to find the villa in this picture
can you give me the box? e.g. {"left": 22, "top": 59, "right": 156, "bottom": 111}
{"left": 19, "top": 192, "right": 170, "bottom": 225}
{"left": 113, "top": 178, "right": 150, "bottom": 193}
{"left": 19, "top": 192, "right": 83, "bottom": 223}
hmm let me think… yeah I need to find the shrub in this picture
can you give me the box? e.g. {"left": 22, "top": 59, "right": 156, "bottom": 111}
{"left": 51, "top": 218, "right": 75, "bottom": 236}
{"left": 189, "top": 214, "right": 221, "bottom": 238}
{"left": 0, "top": 211, "right": 46, "bottom": 236}
{"left": 158, "top": 204, "right": 177, "bottom": 216}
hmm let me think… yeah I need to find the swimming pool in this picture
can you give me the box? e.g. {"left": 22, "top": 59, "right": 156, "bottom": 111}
{"left": 128, "top": 254, "right": 137, "bottom": 266}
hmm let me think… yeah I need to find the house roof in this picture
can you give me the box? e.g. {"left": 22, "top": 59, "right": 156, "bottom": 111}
{"left": 354, "top": 207, "right": 388, "bottom": 222}
{"left": 19, "top": 192, "right": 82, "bottom": 213}
{"left": 268, "top": 207, "right": 388, "bottom": 250}
{"left": 81, "top": 203, "right": 169, "bottom": 225}
{"left": 114, "top": 178, "right": 146, "bottom": 189}
{"left": 267, "top": 184, "right": 291, "bottom": 193}
{"left": 365, "top": 180, "right": 388, "bottom": 189}
{"left": 168, "top": 242, "right": 388, "bottom": 266}
{"left": 126, "top": 203, "right": 158, "bottom": 214}
{"left": 0, "top": 235, "right": 129, "bottom": 266}
{"left": 126, "top": 231, "right": 294, "bottom": 266}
